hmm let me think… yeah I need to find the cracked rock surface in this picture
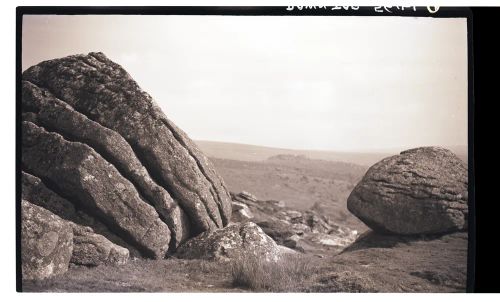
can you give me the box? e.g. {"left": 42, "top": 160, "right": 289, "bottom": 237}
{"left": 21, "top": 200, "right": 73, "bottom": 280}
{"left": 347, "top": 147, "right": 468, "bottom": 235}
{"left": 22, "top": 171, "right": 140, "bottom": 258}
{"left": 22, "top": 52, "right": 231, "bottom": 236}
{"left": 21, "top": 52, "right": 233, "bottom": 272}
{"left": 175, "top": 222, "right": 282, "bottom": 262}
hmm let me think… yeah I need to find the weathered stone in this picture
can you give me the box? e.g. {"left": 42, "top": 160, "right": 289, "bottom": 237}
{"left": 283, "top": 234, "right": 301, "bottom": 249}
{"left": 268, "top": 199, "right": 286, "bottom": 208}
{"left": 21, "top": 171, "right": 140, "bottom": 257}
{"left": 175, "top": 222, "right": 282, "bottom": 262}
{"left": 305, "top": 211, "right": 333, "bottom": 234}
{"left": 231, "top": 202, "right": 254, "bottom": 222}
{"left": 22, "top": 52, "right": 232, "bottom": 235}
{"left": 229, "top": 190, "right": 360, "bottom": 254}
{"left": 256, "top": 219, "right": 295, "bottom": 245}
{"left": 284, "top": 210, "right": 303, "bottom": 223}
{"left": 70, "top": 223, "right": 129, "bottom": 266}
{"left": 22, "top": 171, "right": 77, "bottom": 221}
{"left": 291, "top": 223, "right": 311, "bottom": 235}
{"left": 21, "top": 121, "right": 170, "bottom": 258}
{"left": 21, "top": 200, "right": 73, "bottom": 280}
{"left": 232, "top": 202, "right": 247, "bottom": 212}
{"left": 309, "top": 233, "right": 357, "bottom": 248}
{"left": 236, "top": 191, "right": 258, "bottom": 202}
{"left": 347, "top": 147, "right": 468, "bottom": 235}
{"left": 22, "top": 80, "right": 190, "bottom": 247}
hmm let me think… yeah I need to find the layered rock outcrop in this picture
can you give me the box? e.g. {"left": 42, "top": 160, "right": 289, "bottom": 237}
{"left": 22, "top": 121, "right": 171, "bottom": 258}
{"left": 21, "top": 52, "right": 232, "bottom": 272}
{"left": 347, "top": 147, "right": 468, "bottom": 235}
{"left": 22, "top": 171, "right": 139, "bottom": 258}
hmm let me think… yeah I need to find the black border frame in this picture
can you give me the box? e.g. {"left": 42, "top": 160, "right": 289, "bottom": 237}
{"left": 15, "top": 6, "right": 475, "bottom": 293}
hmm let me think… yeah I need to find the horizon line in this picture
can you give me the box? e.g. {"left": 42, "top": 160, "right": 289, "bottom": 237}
{"left": 193, "top": 139, "right": 467, "bottom": 155}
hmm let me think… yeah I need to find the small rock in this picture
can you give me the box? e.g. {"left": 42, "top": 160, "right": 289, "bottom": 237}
{"left": 283, "top": 234, "right": 301, "bottom": 248}
{"left": 231, "top": 202, "right": 254, "bottom": 222}
{"left": 232, "top": 208, "right": 254, "bottom": 222}
{"left": 232, "top": 202, "right": 248, "bottom": 212}
{"left": 266, "top": 200, "right": 286, "bottom": 208}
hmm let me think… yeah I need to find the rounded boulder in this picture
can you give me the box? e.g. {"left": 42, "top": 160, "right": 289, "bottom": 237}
{"left": 347, "top": 147, "right": 468, "bottom": 235}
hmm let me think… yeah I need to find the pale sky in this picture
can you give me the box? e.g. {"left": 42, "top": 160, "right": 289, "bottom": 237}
{"left": 22, "top": 15, "right": 468, "bottom": 152}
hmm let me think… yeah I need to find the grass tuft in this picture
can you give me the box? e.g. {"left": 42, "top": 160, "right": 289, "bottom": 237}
{"left": 230, "top": 254, "right": 316, "bottom": 292}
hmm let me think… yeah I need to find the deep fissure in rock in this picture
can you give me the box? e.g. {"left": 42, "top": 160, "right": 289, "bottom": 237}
{"left": 21, "top": 122, "right": 164, "bottom": 258}
{"left": 127, "top": 142, "right": 213, "bottom": 236}
{"left": 20, "top": 164, "right": 148, "bottom": 258}
{"left": 23, "top": 77, "right": 216, "bottom": 237}
{"left": 22, "top": 80, "right": 194, "bottom": 245}
{"left": 31, "top": 114, "right": 182, "bottom": 244}
{"left": 160, "top": 118, "right": 228, "bottom": 226}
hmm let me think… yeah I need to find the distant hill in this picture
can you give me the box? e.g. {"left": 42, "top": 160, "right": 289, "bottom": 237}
{"left": 195, "top": 140, "right": 392, "bottom": 166}
{"left": 195, "top": 140, "right": 468, "bottom": 166}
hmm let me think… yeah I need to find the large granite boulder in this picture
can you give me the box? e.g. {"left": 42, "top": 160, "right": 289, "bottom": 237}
{"left": 21, "top": 52, "right": 232, "bottom": 258}
{"left": 21, "top": 200, "right": 73, "bottom": 280}
{"left": 22, "top": 82, "right": 190, "bottom": 247}
{"left": 347, "top": 147, "right": 468, "bottom": 235}
{"left": 175, "top": 222, "right": 282, "bottom": 262}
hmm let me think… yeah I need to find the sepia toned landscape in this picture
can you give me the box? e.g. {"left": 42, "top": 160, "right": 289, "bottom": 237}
{"left": 19, "top": 14, "right": 469, "bottom": 293}
{"left": 20, "top": 53, "right": 468, "bottom": 293}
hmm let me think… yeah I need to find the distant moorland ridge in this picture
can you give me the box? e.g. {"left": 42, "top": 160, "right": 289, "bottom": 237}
{"left": 195, "top": 140, "right": 467, "bottom": 166}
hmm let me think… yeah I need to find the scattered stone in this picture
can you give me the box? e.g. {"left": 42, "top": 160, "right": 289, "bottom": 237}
{"left": 236, "top": 191, "right": 258, "bottom": 202}
{"left": 313, "top": 233, "right": 356, "bottom": 248}
{"left": 230, "top": 191, "right": 359, "bottom": 254}
{"left": 256, "top": 219, "right": 294, "bottom": 245}
{"left": 291, "top": 223, "right": 311, "bottom": 235}
{"left": 231, "top": 202, "right": 254, "bottom": 222}
{"left": 305, "top": 211, "right": 333, "bottom": 233}
{"left": 268, "top": 199, "right": 286, "bottom": 208}
{"left": 232, "top": 202, "right": 247, "bottom": 211}
{"left": 283, "top": 234, "right": 301, "bottom": 249}
{"left": 285, "top": 210, "right": 303, "bottom": 223}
